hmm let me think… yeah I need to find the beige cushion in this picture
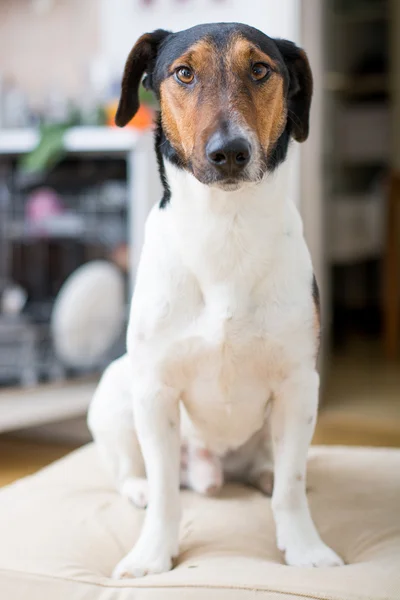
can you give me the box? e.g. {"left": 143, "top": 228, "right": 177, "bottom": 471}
{"left": 0, "top": 444, "right": 399, "bottom": 600}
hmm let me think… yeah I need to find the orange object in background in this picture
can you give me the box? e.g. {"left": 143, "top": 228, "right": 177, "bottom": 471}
{"left": 105, "top": 100, "right": 153, "bottom": 129}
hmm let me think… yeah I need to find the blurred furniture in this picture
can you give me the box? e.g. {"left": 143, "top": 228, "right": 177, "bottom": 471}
{"left": 0, "top": 317, "right": 38, "bottom": 386}
{"left": 325, "top": 1, "right": 389, "bottom": 344}
{"left": 0, "top": 128, "right": 160, "bottom": 432}
{"left": 384, "top": 172, "right": 400, "bottom": 357}
{"left": 0, "top": 127, "right": 160, "bottom": 288}
{"left": 0, "top": 444, "right": 400, "bottom": 598}
{"left": 384, "top": 0, "right": 400, "bottom": 358}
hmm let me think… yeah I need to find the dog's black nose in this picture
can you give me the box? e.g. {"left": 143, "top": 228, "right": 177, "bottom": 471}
{"left": 206, "top": 134, "right": 251, "bottom": 174}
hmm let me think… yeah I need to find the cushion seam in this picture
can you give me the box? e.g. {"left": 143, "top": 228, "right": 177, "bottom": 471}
{"left": 0, "top": 568, "right": 396, "bottom": 600}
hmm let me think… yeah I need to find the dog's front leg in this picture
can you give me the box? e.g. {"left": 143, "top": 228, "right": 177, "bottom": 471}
{"left": 112, "top": 380, "right": 180, "bottom": 579}
{"left": 271, "top": 369, "right": 343, "bottom": 567}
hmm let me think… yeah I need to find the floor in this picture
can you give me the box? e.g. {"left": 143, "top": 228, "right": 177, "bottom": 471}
{"left": 0, "top": 436, "right": 76, "bottom": 487}
{"left": 1, "top": 339, "right": 399, "bottom": 488}
{"left": 316, "top": 338, "right": 400, "bottom": 447}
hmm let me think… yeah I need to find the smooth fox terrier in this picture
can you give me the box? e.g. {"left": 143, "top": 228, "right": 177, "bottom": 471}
{"left": 88, "top": 22, "right": 343, "bottom": 578}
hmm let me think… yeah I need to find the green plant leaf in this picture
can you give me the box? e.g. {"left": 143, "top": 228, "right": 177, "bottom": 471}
{"left": 139, "top": 85, "right": 158, "bottom": 108}
{"left": 19, "top": 123, "right": 69, "bottom": 174}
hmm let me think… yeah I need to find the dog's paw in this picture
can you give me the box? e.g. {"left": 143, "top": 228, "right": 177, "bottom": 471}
{"left": 120, "top": 477, "right": 148, "bottom": 508}
{"left": 112, "top": 539, "right": 175, "bottom": 579}
{"left": 275, "top": 511, "right": 344, "bottom": 568}
{"left": 283, "top": 540, "right": 344, "bottom": 568}
{"left": 112, "top": 550, "right": 172, "bottom": 579}
{"left": 112, "top": 531, "right": 178, "bottom": 579}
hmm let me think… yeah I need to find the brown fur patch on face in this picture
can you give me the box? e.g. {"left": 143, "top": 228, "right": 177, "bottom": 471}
{"left": 159, "top": 33, "right": 287, "bottom": 177}
{"left": 160, "top": 38, "right": 217, "bottom": 162}
{"left": 226, "top": 36, "right": 286, "bottom": 154}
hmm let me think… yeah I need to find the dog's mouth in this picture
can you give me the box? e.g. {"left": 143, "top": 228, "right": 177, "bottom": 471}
{"left": 191, "top": 167, "right": 250, "bottom": 189}
{"left": 190, "top": 160, "right": 266, "bottom": 191}
{"left": 212, "top": 177, "right": 247, "bottom": 192}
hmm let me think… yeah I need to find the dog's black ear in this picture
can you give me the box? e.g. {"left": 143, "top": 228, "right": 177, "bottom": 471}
{"left": 115, "top": 29, "right": 171, "bottom": 127}
{"left": 275, "top": 39, "right": 313, "bottom": 142}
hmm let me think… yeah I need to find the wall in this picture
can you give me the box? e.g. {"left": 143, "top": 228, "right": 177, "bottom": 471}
{"left": 299, "top": 0, "right": 327, "bottom": 376}
{"left": 99, "top": 0, "right": 300, "bottom": 72}
{"left": 300, "top": 0, "right": 324, "bottom": 311}
{"left": 0, "top": 0, "right": 99, "bottom": 107}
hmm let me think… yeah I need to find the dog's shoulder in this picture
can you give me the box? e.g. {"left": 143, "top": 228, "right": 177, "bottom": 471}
{"left": 129, "top": 204, "right": 201, "bottom": 342}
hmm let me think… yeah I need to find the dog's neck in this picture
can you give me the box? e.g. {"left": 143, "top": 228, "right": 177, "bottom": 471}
{"left": 162, "top": 148, "right": 296, "bottom": 225}
{"left": 161, "top": 151, "right": 301, "bottom": 289}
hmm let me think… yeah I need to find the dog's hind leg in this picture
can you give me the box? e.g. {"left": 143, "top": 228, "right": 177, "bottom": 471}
{"left": 87, "top": 354, "right": 148, "bottom": 508}
{"left": 97, "top": 428, "right": 148, "bottom": 509}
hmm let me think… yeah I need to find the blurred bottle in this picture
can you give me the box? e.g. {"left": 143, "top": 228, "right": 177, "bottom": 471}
{"left": 1, "top": 78, "right": 29, "bottom": 129}
{"left": 80, "top": 57, "right": 113, "bottom": 126}
{"left": 1, "top": 284, "right": 27, "bottom": 317}
{"left": 44, "top": 87, "right": 70, "bottom": 125}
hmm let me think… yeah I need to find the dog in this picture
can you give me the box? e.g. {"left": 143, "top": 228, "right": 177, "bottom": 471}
{"left": 88, "top": 22, "right": 343, "bottom": 579}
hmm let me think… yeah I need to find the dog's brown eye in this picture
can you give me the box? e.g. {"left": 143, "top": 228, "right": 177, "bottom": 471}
{"left": 175, "top": 67, "right": 194, "bottom": 85}
{"left": 251, "top": 63, "right": 270, "bottom": 81}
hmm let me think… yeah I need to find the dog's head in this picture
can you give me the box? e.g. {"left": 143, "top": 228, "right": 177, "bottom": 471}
{"left": 116, "top": 23, "right": 312, "bottom": 189}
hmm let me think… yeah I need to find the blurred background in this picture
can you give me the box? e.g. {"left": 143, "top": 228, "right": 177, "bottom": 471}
{"left": 0, "top": 0, "right": 399, "bottom": 485}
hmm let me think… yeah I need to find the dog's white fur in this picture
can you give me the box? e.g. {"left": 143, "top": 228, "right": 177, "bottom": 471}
{"left": 88, "top": 151, "right": 343, "bottom": 578}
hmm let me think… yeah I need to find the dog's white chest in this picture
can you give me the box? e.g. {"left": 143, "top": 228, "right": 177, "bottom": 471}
{"left": 169, "top": 284, "right": 277, "bottom": 455}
